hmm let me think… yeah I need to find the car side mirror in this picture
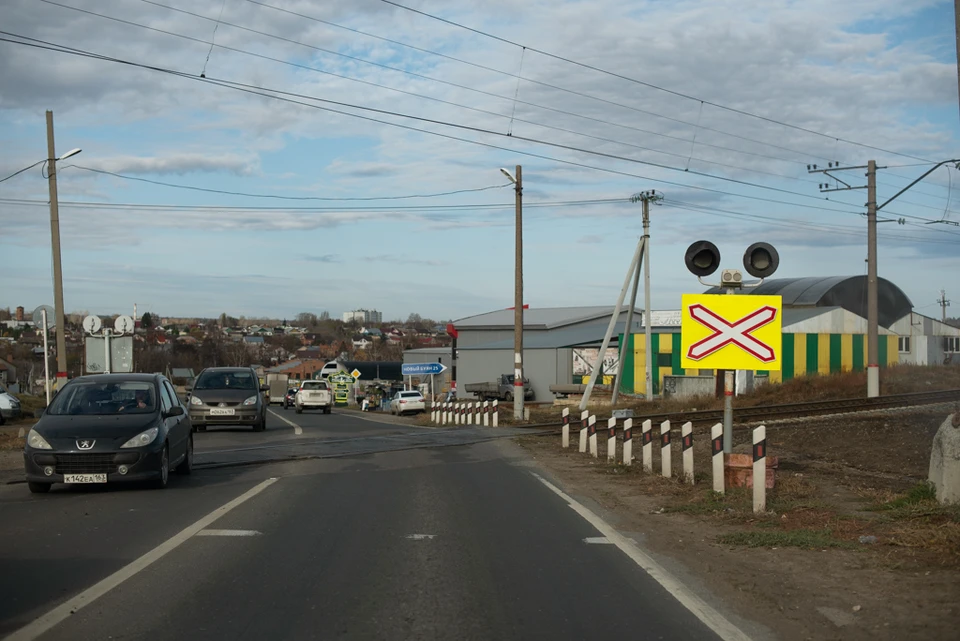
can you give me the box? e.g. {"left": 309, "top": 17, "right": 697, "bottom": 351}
{"left": 184, "top": 384, "right": 193, "bottom": 391}
{"left": 165, "top": 406, "right": 185, "bottom": 418}
{"left": 260, "top": 384, "right": 269, "bottom": 392}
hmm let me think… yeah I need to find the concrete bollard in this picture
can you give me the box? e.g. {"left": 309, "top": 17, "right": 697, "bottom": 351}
{"left": 561, "top": 408, "right": 570, "bottom": 448}
{"left": 607, "top": 418, "right": 616, "bottom": 462}
{"left": 579, "top": 411, "right": 588, "bottom": 453}
{"left": 483, "top": 401, "right": 490, "bottom": 427}
{"left": 641, "top": 419, "right": 653, "bottom": 472}
{"left": 588, "top": 415, "right": 598, "bottom": 458}
{"left": 753, "top": 425, "right": 766, "bottom": 513}
{"left": 660, "top": 420, "right": 672, "bottom": 478}
{"left": 623, "top": 418, "right": 633, "bottom": 466}
{"left": 711, "top": 423, "right": 724, "bottom": 494}
{"left": 476, "top": 402, "right": 481, "bottom": 425}
{"left": 929, "top": 413, "right": 960, "bottom": 504}
{"left": 681, "top": 421, "right": 694, "bottom": 484}
{"left": 492, "top": 400, "right": 499, "bottom": 427}
{"left": 456, "top": 403, "right": 462, "bottom": 426}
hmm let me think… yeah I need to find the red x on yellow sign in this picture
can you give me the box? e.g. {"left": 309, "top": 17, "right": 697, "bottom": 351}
{"left": 680, "top": 294, "right": 782, "bottom": 371}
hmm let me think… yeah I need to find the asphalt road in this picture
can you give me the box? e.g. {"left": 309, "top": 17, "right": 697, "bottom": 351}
{"left": 0, "top": 407, "right": 747, "bottom": 641}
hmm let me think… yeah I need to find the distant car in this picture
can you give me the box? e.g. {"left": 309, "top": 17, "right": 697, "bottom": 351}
{"left": 283, "top": 388, "right": 298, "bottom": 410}
{"left": 390, "top": 390, "right": 425, "bottom": 416}
{"left": 295, "top": 380, "right": 332, "bottom": 414}
{"left": 22, "top": 373, "right": 193, "bottom": 494}
{"left": 0, "top": 382, "right": 21, "bottom": 425}
{"left": 187, "top": 367, "right": 267, "bottom": 432}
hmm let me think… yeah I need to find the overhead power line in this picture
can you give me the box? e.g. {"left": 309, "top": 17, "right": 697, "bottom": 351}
{"left": 0, "top": 33, "right": 952, "bottom": 230}
{"left": 378, "top": 0, "right": 936, "bottom": 165}
{"left": 40, "top": 0, "right": 954, "bottom": 203}
{"left": 68, "top": 166, "right": 513, "bottom": 200}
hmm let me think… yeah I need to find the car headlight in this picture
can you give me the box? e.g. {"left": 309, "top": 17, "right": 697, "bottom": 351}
{"left": 190, "top": 395, "right": 204, "bottom": 406}
{"left": 243, "top": 395, "right": 259, "bottom": 406}
{"left": 27, "top": 429, "right": 52, "bottom": 450}
{"left": 120, "top": 427, "right": 159, "bottom": 449}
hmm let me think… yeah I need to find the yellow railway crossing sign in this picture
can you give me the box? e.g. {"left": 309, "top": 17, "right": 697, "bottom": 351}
{"left": 680, "top": 294, "right": 783, "bottom": 371}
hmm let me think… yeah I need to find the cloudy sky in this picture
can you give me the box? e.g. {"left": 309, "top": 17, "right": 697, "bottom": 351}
{"left": 1, "top": 0, "right": 958, "bottom": 323}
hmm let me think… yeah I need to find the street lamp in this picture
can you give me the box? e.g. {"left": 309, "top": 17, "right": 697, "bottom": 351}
{"left": 500, "top": 166, "right": 525, "bottom": 421}
{"left": 45, "top": 110, "right": 81, "bottom": 385}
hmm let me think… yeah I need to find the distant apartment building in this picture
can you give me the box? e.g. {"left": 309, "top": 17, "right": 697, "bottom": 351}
{"left": 342, "top": 309, "right": 383, "bottom": 324}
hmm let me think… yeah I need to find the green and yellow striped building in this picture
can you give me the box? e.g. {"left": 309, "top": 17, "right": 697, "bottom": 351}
{"left": 614, "top": 332, "right": 899, "bottom": 395}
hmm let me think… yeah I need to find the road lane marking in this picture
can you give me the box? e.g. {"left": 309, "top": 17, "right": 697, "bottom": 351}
{"left": 4, "top": 477, "right": 280, "bottom": 641}
{"left": 196, "top": 529, "right": 262, "bottom": 537}
{"left": 268, "top": 408, "right": 302, "bottom": 435}
{"left": 405, "top": 534, "right": 436, "bottom": 540}
{"left": 531, "top": 473, "right": 752, "bottom": 641}
{"left": 583, "top": 536, "right": 613, "bottom": 544}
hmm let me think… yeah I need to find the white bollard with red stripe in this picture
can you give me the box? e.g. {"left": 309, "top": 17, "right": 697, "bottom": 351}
{"left": 622, "top": 418, "right": 633, "bottom": 466}
{"left": 660, "top": 420, "right": 672, "bottom": 478}
{"left": 492, "top": 400, "right": 499, "bottom": 427}
{"left": 468, "top": 402, "right": 474, "bottom": 425}
{"left": 579, "top": 410, "right": 588, "bottom": 453}
{"left": 607, "top": 418, "right": 616, "bottom": 462}
{"left": 588, "top": 415, "right": 598, "bottom": 458}
{"left": 641, "top": 419, "right": 653, "bottom": 472}
{"left": 483, "top": 401, "right": 490, "bottom": 427}
{"left": 711, "top": 423, "right": 724, "bottom": 494}
{"left": 456, "top": 403, "right": 462, "bottom": 425}
{"left": 561, "top": 408, "right": 570, "bottom": 448}
{"left": 753, "top": 425, "right": 767, "bottom": 513}
{"left": 681, "top": 421, "right": 694, "bottom": 484}
{"left": 475, "top": 402, "right": 481, "bottom": 425}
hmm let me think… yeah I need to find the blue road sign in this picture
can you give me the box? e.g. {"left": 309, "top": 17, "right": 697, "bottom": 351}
{"left": 401, "top": 362, "right": 447, "bottom": 376}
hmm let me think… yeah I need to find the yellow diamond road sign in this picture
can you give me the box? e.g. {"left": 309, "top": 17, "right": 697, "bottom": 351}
{"left": 680, "top": 294, "right": 782, "bottom": 371}
{"left": 350, "top": 369, "right": 362, "bottom": 380}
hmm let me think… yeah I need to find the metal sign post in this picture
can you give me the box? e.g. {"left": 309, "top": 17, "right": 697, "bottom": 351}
{"left": 41, "top": 309, "right": 51, "bottom": 404}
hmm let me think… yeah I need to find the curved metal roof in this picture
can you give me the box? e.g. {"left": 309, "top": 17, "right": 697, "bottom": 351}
{"left": 705, "top": 276, "right": 912, "bottom": 327}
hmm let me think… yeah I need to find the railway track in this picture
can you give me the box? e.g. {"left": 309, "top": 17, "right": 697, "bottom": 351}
{"left": 532, "top": 389, "right": 960, "bottom": 429}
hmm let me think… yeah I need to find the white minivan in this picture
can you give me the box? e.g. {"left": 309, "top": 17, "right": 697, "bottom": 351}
{"left": 0, "top": 382, "right": 22, "bottom": 424}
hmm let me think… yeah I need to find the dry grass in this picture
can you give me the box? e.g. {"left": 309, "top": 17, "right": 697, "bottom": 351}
{"left": 0, "top": 429, "right": 25, "bottom": 451}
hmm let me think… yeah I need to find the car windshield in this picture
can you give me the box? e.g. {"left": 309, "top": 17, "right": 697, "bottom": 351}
{"left": 194, "top": 370, "right": 258, "bottom": 390}
{"left": 46, "top": 381, "right": 158, "bottom": 415}
{"left": 301, "top": 381, "right": 327, "bottom": 390}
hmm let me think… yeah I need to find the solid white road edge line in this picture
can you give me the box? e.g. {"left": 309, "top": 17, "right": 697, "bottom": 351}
{"left": 3, "top": 477, "right": 280, "bottom": 641}
{"left": 196, "top": 529, "right": 262, "bottom": 537}
{"left": 583, "top": 536, "right": 613, "bottom": 544}
{"left": 531, "top": 473, "right": 752, "bottom": 641}
{"left": 268, "top": 408, "right": 302, "bottom": 435}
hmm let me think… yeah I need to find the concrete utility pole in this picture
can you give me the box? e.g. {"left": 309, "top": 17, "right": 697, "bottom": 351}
{"left": 501, "top": 165, "right": 524, "bottom": 421}
{"left": 866, "top": 160, "right": 879, "bottom": 397}
{"left": 613, "top": 191, "right": 661, "bottom": 404}
{"left": 810, "top": 157, "right": 960, "bottom": 397}
{"left": 46, "top": 110, "right": 68, "bottom": 383}
{"left": 939, "top": 290, "right": 951, "bottom": 324}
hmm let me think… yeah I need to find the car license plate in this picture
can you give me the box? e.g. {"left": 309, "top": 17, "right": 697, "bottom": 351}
{"left": 210, "top": 408, "right": 236, "bottom": 416}
{"left": 64, "top": 474, "right": 107, "bottom": 484}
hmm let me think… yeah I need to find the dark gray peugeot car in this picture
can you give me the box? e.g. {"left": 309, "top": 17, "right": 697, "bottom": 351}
{"left": 187, "top": 367, "right": 267, "bottom": 432}
{"left": 23, "top": 373, "right": 193, "bottom": 494}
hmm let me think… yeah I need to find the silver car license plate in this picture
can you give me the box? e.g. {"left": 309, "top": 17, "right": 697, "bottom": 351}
{"left": 210, "top": 408, "right": 236, "bottom": 416}
{"left": 64, "top": 473, "right": 107, "bottom": 483}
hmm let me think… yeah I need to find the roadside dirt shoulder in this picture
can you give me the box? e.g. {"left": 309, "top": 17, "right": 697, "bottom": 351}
{"left": 517, "top": 410, "right": 960, "bottom": 641}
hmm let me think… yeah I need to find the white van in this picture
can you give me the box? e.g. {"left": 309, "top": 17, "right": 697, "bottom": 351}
{"left": 0, "top": 382, "right": 22, "bottom": 424}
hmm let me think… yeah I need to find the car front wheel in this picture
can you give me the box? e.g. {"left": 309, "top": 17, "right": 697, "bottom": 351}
{"left": 153, "top": 444, "right": 169, "bottom": 489}
{"left": 176, "top": 436, "right": 193, "bottom": 475}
